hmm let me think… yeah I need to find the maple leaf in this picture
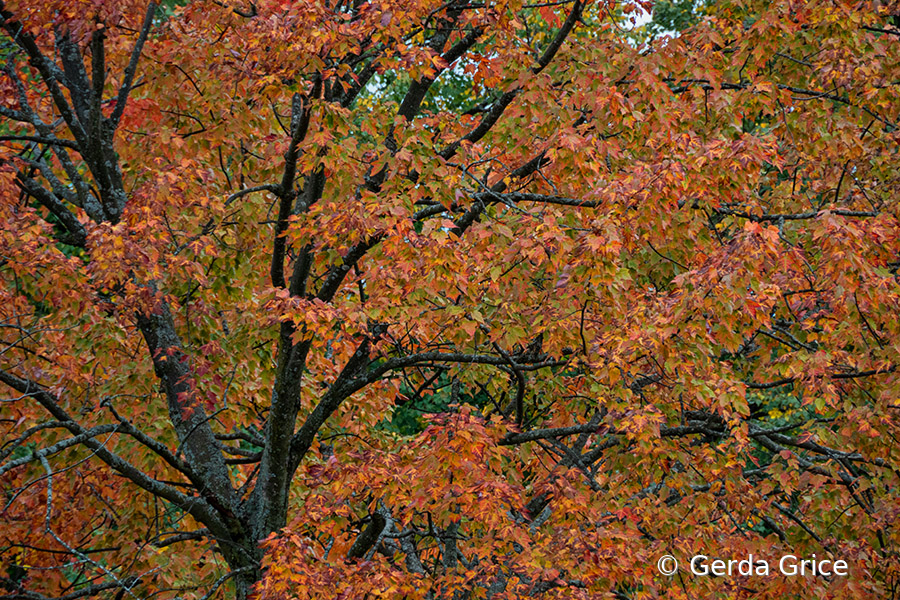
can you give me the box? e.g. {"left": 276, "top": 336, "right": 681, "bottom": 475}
{"left": 1, "top": 1, "right": 898, "bottom": 599}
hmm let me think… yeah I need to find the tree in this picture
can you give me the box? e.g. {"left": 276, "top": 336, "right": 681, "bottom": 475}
{"left": 0, "top": 0, "right": 898, "bottom": 598}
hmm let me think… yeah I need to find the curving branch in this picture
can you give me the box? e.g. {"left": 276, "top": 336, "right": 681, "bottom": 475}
{"left": 0, "top": 368, "right": 231, "bottom": 542}
{"left": 110, "top": 2, "right": 158, "bottom": 128}
{"left": 439, "top": 0, "right": 584, "bottom": 160}
{"left": 0, "top": 424, "right": 119, "bottom": 477}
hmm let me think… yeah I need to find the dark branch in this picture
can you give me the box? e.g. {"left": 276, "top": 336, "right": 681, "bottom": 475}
{"left": 110, "top": 2, "right": 158, "bottom": 128}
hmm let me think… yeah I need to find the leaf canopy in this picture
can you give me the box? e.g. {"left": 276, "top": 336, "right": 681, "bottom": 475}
{"left": 0, "top": 0, "right": 899, "bottom": 599}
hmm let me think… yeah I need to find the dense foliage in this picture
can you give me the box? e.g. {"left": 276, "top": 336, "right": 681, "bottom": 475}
{"left": 1, "top": 0, "right": 899, "bottom": 599}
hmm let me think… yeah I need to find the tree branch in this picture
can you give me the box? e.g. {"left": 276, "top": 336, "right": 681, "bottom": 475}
{"left": 110, "top": 2, "right": 158, "bottom": 128}
{"left": 0, "top": 368, "right": 229, "bottom": 536}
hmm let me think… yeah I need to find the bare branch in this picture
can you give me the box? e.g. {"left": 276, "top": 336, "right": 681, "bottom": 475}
{"left": 110, "top": 2, "right": 158, "bottom": 128}
{"left": 0, "top": 368, "right": 229, "bottom": 536}
{"left": 0, "top": 135, "right": 80, "bottom": 149}
{"left": 0, "top": 424, "right": 120, "bottom": 477}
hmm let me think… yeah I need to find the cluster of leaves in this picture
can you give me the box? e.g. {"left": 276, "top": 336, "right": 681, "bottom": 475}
{"left": 1, "top": 0, "right": 899, "bottom": 599}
